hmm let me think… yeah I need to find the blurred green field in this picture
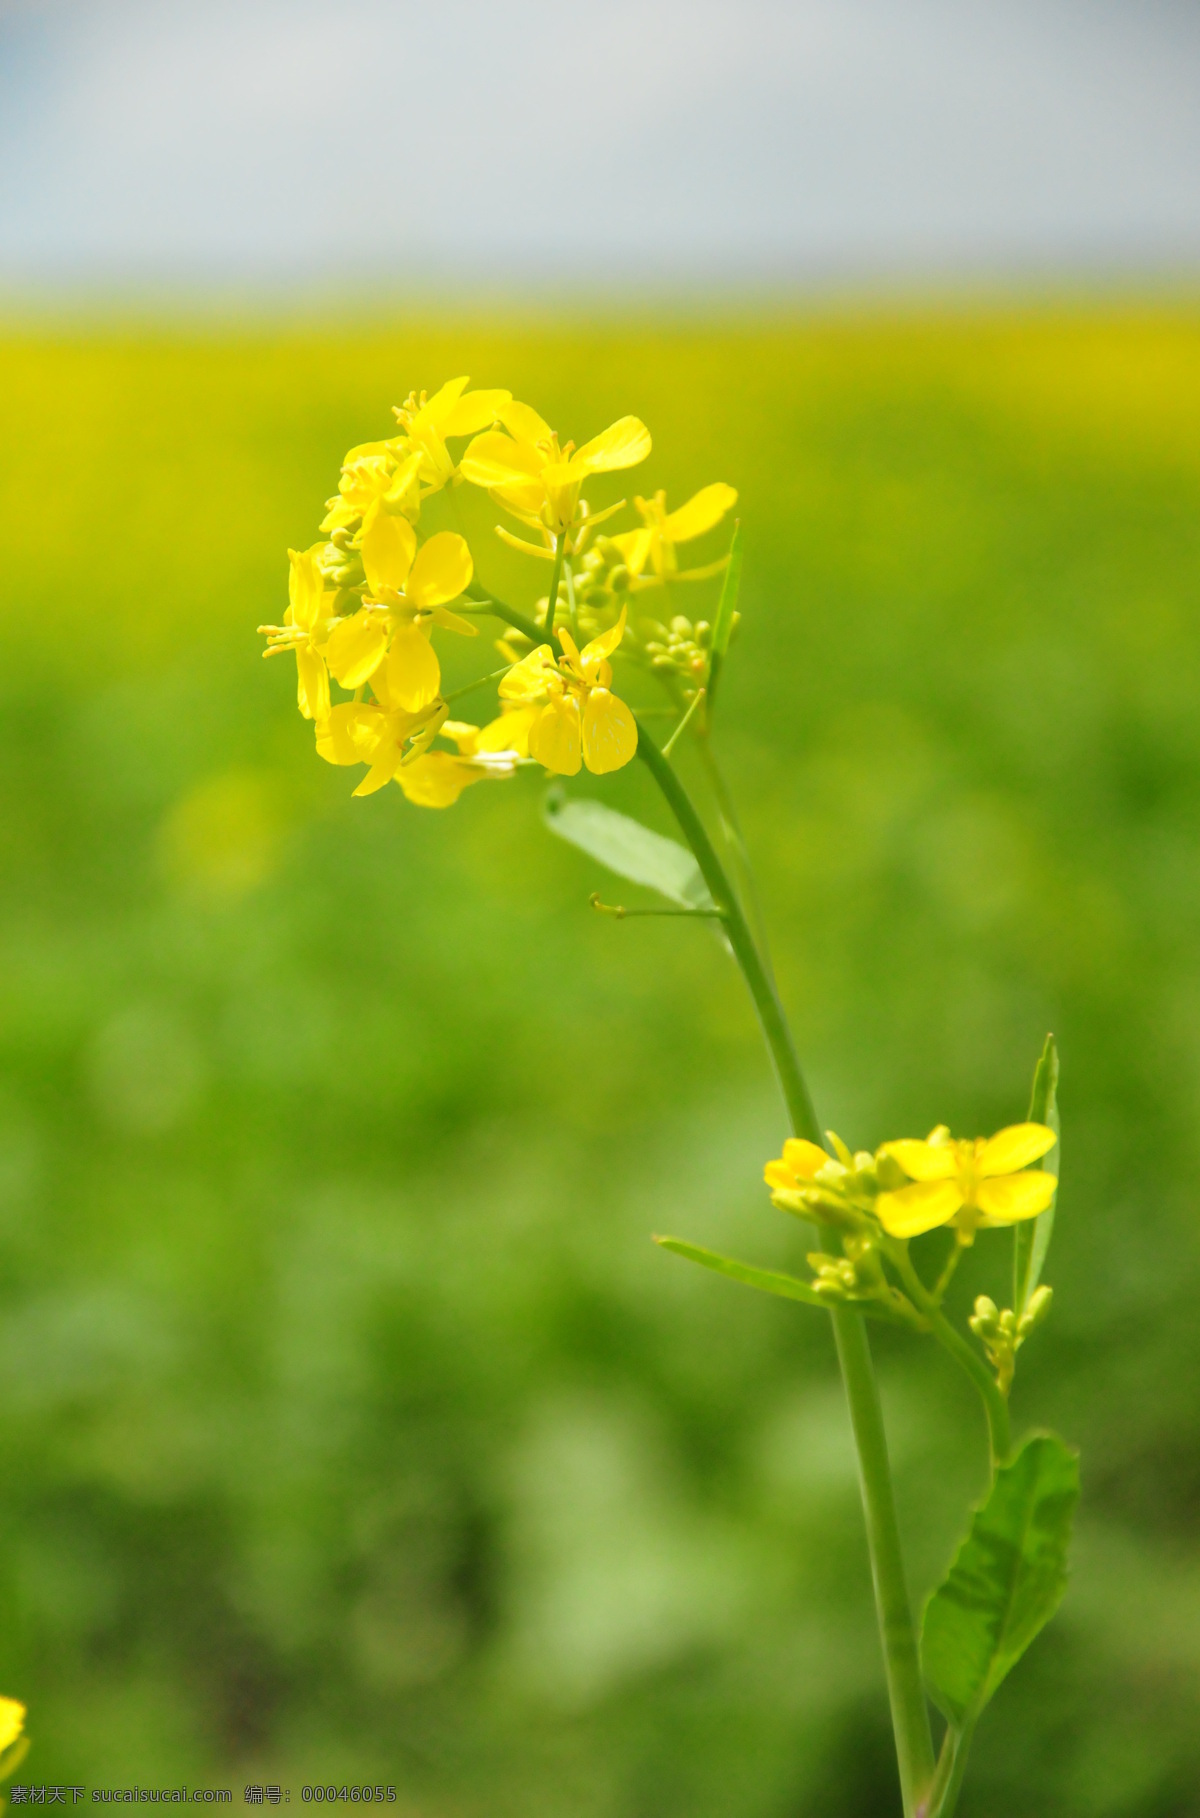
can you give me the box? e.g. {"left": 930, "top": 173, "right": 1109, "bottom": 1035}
{"left": 2, "top": 306, "right": 1200, "bottom": 1816}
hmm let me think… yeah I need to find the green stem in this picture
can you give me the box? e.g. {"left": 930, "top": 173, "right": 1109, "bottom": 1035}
{"left": 930, "top": 1308, "right": 1011, "bottom": 1469}
{"left": 635, "top": 726, "right": 820, "bottom": 1144}
{"left": 695, "top": 727, "right": 777, "bottom": 974}
{"left": 544, "top": 536, "right": 566, "bottom": 642}
{"left": 466, "top": 592, "right": 936, "bottom": 1814}
{"left": 920, "top": 1723, "right": 974, "bottom": 1818}
{"left": 636, "top": 721, "right": 935, "bottom": 1816}
{"left": 890, "top": 1246, "right": 1011, "bottom": 1468}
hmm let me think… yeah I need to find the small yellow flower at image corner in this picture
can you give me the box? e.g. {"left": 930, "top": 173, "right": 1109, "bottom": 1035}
{"left": 611, "top": 481, "right": 738, "bottom": 581}
{"left": 475, "top": 607, "right": 638, "bottom": 778}
{"left": 0, "top": 1696, "right": 28, "bottom": 1805}
{"left": 876, "top": 1122, "right": 1057, "bottom": 1242}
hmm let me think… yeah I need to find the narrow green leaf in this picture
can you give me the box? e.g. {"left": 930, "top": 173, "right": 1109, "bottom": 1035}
{"left": 1014, "top": 1035, "right": 1060, "bottom": 1314}
{"left": 654, "top": 1236, "right": 825, "bottom": 1308}
{"left": 544, "top": 790, "right": 714, "bottom": 909}
{"left": 705, "top": 522, "right": 743, "bottom": 711}
{"left": 922, "top": 1432, "right": 1079, "bottom": 1727}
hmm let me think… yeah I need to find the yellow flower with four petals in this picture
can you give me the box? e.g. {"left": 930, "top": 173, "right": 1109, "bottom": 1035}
{"left": 460, "top": 403, "right": 651, "bottom": 537}
{"left": 612, "top": 482, "right": 737, "bottom": 580}
{"left": 477, "top": 608, "right": 638, "bottom": 777}
{"left": 877, "top": 1123, "right": 1057, "bottom": 1241}
{"left": 325, "top": 523, "right": 476, "bottom": 711}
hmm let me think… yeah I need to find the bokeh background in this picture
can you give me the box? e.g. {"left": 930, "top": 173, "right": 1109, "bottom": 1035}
{"left": 3, "top": 5, "right": 1200, "bottom": 1815}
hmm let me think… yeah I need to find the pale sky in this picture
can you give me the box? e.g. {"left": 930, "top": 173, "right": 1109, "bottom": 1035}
{"left": 2, "top": 0, "right": 1199, "bottom": 287}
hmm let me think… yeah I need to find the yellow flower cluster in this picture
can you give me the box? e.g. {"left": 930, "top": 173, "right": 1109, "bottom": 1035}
{"left": 765, "top": 1122, "right": 1058, "bottom": 1245}
{"left": 261, "top": 378, "right": 738, "bottom": 805}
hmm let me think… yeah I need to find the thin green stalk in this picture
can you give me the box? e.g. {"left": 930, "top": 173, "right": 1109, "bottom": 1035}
{"left": 636, "top": 725, "right": 935, "bottom": 1816}
{"left": 695, "top": 727, "right": 777, "bottom": 974}
{"left": 921, "top": 1723, "right": 974, "bottom": 1818}
{"left": 544, "top": 536, "right": 566, "bottom": 642}
{"left": 635, "top": 728, "right": 819, "bottom": 1143}
{"left": 889, "top": 1245, "right": 1010, "bottom": 1469}
{"left": 662, "top": 687, "right": 706, "bottom": 760}
{"left": 468, "top": 591, "right": 936, "bottom": 1813}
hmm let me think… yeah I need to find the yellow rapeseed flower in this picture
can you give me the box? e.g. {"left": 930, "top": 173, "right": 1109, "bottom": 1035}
{"left": 319, "top": 442, "right": 420, "bottom": 538}
{"left": 258, "top": 548, "right": 338, "bottom": 720}
{"left": 317, "top": 687, "right": 515, "bottom": 805}
{"left": 763, "top": 1137, "right": 832, "bottom": 1192}
{"left": 325, "top": 524, "right": 476, "bottom": 711}
{"left": 459, "top": 403, "right": 651, "bottom": 538}
{"left": 612, "top": 483, "right": 737, "bottom": 579}
{"left": 392, "top": 377, "right": 512, "bottom": 495}
{"left": 477, "top": 608, "right": 637, "bottom": 777}
{"left": 877, "top": 1123, "right": 1057, "bottom": 1241}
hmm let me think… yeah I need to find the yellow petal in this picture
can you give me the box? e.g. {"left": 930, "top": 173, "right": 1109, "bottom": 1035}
{"left": 325, "top": 609, "right": 388, "bottom": 688}
{"left": 782, "top": 1137, "right": 829, "bottom": 1179}
{"left": 395, "top": 751, "right": 480, "bottom": 808}
{"left": 976, "top": 1171, "right": 1057, "bottom": 1224}
{"left": 476, "top": 706, "right": 536, "bottom": 756}
{"left": 499, "top": 646, "right": 555, "bottom": 704}
{"left": 386, "top": 625, "right": 442, "bottom": 712}
{"left": 428, "top": 605, "right": 478, "bottom": 638}
{"left": 407, "top": 531, "right": 473, "bottom": 608}
{"left": 611, "top": 527, "right": 655, "bottom": 576}
{"left": 0, "top": 1699, "right": 25, "bottom": 1755}
{"left": 288, "top": 548, "right": 324, "bottom": 632}
{"left": 362, "top": 512, "right": 416, "bottom": 596}
{"left": 416, "top": 376, "right": 471, "bottom": 422}
{"left": 582, "top": 687, "right": 637, "bottom": 774}
{"left": 529, "top": 696, "right": 581, "bottom": 775}
{"left": 979, "top": 1123, "right": 1057, "bottom": 1177}
{"left": 499, "top": 399, "right": 554, "bottom": 446}
{"left": 439, "top": 388, "right": 512, "bottom": 437}
{"left": 440, "top": 719, "right": 480, "bottom": 754}
{"left": 662, "top": 482, "right": 738, "bottom": 544}
{"left": 877, "top": 1179, "right": 965, "bottom": 1238}
{"left": 459, "top": 431, "right": 544, "bottom": 490}
{"left": 581, "top": 604, "right": 628, "bottom": 667}
{"left": 295, "top": 647, "right": 330, "bottom": 722}
{"left": 316, "top": 702, "right": 379, "bottom": 766}
{"left": 881, "top": 1139, "right": 959, "bottom": 1182}
{"left": 353, "top": 753, "right": 402, "bottom": 797}
{"left": 383, "top": 450, "right": 423, "bottom": 514}
{"left": 571, "top": 416, "right": 652, "bottom": 476}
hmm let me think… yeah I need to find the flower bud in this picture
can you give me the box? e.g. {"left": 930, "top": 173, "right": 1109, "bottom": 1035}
{"left": 969, "top": 1295, "right": 1001, "bottom": 1340}
{"left": 874, "top": 1150, "right": 906, "bottom": 1191}
{"left": 1019, "top": 1285, "right": 1054, "bottom": 1335}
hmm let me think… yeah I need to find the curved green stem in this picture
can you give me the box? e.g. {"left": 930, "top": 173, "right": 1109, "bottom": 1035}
{"left": 889, "top": 1245, "right": 1011, "bottom": 1469}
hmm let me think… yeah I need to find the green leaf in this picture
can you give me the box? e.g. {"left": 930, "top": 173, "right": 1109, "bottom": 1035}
{"left": 922, "top": 1432, "right": 1079, "bottom": 1728}
{"left": 544, "top": 791, "right": 714, "bottom": 909}
{"left": 1014, "top": 1035, "right": 1060, "bottom": 1314}
{"left": 654, "top": 1235, "right": 825, "bottom": 1307}
{"left": 705, "top": 522, "right": 743, "bottom": 710}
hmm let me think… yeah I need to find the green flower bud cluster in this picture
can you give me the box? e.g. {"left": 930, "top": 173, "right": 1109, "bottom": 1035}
{"left": 969, "top": 1287, "right": 1053, "bottom": 1393}
{"left": 641, "top": 613, "right": 715, "bottom": 683}
{"left": 805, "top": 1234, "right": 928, "bottom": 1330}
